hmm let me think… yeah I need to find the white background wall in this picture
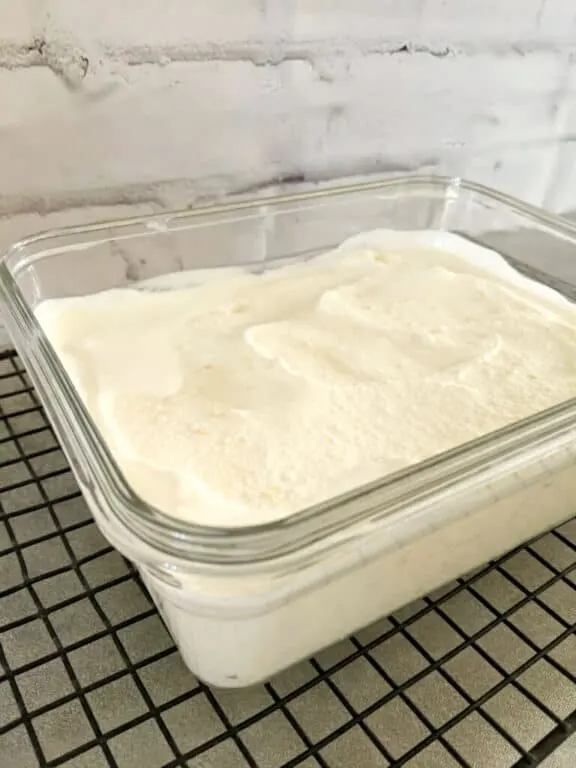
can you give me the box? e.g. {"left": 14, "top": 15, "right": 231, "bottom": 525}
{"left": 2, "top": 1, "right": 576, "bottom": 249}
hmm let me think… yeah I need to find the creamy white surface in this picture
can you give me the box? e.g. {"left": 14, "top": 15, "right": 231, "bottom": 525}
{"left": 34, "top": 230, "right": 576, "bottom": 526}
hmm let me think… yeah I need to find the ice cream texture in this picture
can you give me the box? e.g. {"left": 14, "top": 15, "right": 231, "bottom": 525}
{"left": 34, "top": 229, "right": 576, "bottom": 527}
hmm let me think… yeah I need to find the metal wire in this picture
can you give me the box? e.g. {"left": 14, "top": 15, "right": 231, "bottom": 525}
{"left": 0, "top": 348, "right": 574, "bottom": 768}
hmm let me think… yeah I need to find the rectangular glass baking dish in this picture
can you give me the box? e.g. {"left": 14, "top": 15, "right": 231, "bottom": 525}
{"left": 2, "top": 175, "right": 576, "bottom": 687}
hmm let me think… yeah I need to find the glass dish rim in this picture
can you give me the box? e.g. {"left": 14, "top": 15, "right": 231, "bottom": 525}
{"left": 3, "top": 173, "right": 576, "bottom": 567}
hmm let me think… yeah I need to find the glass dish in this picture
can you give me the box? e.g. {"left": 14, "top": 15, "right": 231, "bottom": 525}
{"left": 2, "top": 175, "right": 576, "bottom": 687}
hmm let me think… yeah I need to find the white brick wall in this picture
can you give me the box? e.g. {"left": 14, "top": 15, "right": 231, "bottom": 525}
{"left": 3, "top": 0, "right": 576, "bottom": 346}
{"left": 2, "top": 0, "right": 576, "bottom": 243}
{"left": 0, "top": 0, "right": 37, "bottom": 47}
{"left": 44, "top": 0, "right": 270, "bottom": 50}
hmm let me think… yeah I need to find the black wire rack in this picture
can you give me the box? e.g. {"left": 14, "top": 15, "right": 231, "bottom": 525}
{"left": 0, "top": 347, "right": 575, "bottom": 768}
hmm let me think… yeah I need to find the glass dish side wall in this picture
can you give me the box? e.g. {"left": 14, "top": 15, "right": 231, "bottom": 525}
{"left": 8, "top": 177, "right": 576, "bottom": 309}
{"left": 108, "top": 433, "right": 576, "bottom": 686}
{"left": 4, "top": 176, "right": 576, "bottom": 685}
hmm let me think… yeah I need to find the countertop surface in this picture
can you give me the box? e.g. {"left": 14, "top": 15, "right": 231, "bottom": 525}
{"left": 0, "top": 349, "right": 575, "bottom": 768}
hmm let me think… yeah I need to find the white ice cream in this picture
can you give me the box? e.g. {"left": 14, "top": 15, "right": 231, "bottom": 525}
{"left": 34, "top": 229, "right": 576, "bottom": 528}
